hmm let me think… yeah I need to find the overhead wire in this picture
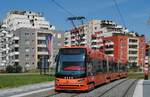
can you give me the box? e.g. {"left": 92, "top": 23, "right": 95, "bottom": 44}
{"left": 51, "top": 0, "right": 74, "bottom": 16}
{"left": 112, "top": 0, "right": 126, "bottom": 28}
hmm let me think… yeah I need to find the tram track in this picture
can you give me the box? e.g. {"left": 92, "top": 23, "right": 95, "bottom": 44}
{"left": 122, "top": 79, "right": 138, "bottom": 97}
{"left": 98, "top": 79, "right": 128, "bottom": 97}
{"left": 98, "top": 79, "right": 137, "bottom": 97}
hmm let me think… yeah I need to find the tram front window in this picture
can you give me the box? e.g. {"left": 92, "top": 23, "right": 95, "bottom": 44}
{"left": 57, "top": 61, "right": 85, "bottom": 75}
{"left": 56, "top": 48, "right": 86, "bottom": 77}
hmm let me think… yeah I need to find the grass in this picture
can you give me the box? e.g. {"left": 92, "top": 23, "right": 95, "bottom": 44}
{"left": 0, "top": 74, "right": 54, "bottom": 89}
{"left": 128, "top": 72, "right": 150, "bottom": 79}
{"left": 0, "top": 72, "right": 149, "bottom": 89}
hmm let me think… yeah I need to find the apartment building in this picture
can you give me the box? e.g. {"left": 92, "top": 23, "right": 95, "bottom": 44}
{"left": 102, "top": 33, "right": 145, "bottom": 66}
{"left": 64, "top": 19, "right": 128, "bottom": 48}
{"left": 145, "top": 42, "right": 150, "bottom": 65}
{"left": 0, "top": 10, "right": 54, "bottom": 71}
{"left": 53, "top": 31, "right": 64, "bottom": 67}
{"left": 0, "top": 24, "right": 13, "bottom": 70}
{"left": 64, "top": 31, "right": 71, "bottom": 46}
{"left": 4, "top": 10, "right": 55, "bottom": 31}
{"left": 64, "top": 19, "right": 145, "bottom": 67}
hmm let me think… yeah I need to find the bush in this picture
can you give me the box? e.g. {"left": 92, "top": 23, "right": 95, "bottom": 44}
{"left": 6, "top": 65, "right": 14, "bottom": 73}
{"left": 14, "top": 64, "right": 22, "bottom": 73}
{"left": 6, "top": 65, "right": 22, "bottom": 73}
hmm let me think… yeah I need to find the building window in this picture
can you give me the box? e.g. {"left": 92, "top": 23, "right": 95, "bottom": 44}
{"left": 94, "top": 27, "right": 97, "bottom": 30}
{"left": 14, "top": 62, "right": 19, "bottom": 65}
{"left": 15, "top": 55, "right": 19, "bottom": 59}
{"left": 105, "top": 51, "right": 113, "bottom": 54}
{"left": 129, "top": 45, "right": 137, "bottom": 48}
{"left": 15, "top": 47, "right": 19, "bottom": 51}
{"left": 15, "top": 40, "right": 19, "bottom": 44}
{"left": 25, "top": 54, "right": 29, "bottom": 57}
{"left": 25, "top": 33, "right": 29, "bottom": 35}
{"left": 38, "top": 47, "right": 47, "bottom": 52}
{"left": 37, "top": 40, "right": 46, "bottom": 44}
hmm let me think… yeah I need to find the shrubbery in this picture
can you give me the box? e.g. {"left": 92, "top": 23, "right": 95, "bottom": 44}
{"left": 6, "top": 65, "right": 22, "bottom": 73}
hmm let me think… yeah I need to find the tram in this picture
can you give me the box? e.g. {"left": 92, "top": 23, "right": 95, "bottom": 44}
{"left": 55, "top": 46, "right": 128, "bottom": 91}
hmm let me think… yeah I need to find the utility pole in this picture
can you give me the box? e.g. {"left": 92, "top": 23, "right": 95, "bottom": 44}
{"left": 148, "top": 17, "right": 150, "bottom": 67}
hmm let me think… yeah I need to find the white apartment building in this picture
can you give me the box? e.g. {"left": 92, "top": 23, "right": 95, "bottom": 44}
{"left": 0, "top": 10, "right": 55, "bottom": 71}
{"left": 4, "top": 10, "right": 55, "bottom": 31}
{"left": 0, "top": 24, "right": 13, "bottom": 70}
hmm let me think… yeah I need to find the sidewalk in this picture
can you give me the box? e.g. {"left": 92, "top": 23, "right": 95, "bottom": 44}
{"left": 133, "top": 80, "right": 150, "bottom": 97}
{"left": 0, "top": 81, "right": 54, "bottom": 97}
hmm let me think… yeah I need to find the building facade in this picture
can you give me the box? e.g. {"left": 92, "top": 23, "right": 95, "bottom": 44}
{"left": 64, "top": 20, "right": 128, "bottom": 48}
{"left": 0, "top": 10, "right": 54, "bottom": 71}
{"left": 102, "top": 34, "right": 145, "bottom": 66}
{"left": 53, "top": 31, "right": 65, "bottom": 67}
{"left": 64, "top": 19, "right": 145, "bottom": 67}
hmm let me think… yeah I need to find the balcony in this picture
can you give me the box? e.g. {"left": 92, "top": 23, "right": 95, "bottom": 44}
{"left": 14, "top": 52, "right": 19, "bottom": 55}
{"left": 82, "top": 36, "right": 86, "bottom": 39}
{"left": 107, "top": 54, "right": 114, "bottom": 57}
{"left": 80, "top": 41, "right": 87, "bottom": 45}
{"left": 13, "top": 36, "right": 19, "bottom": 40}
{"left": 71, "top": 38, "right": 76, "bottom": 42}
{"left": 91, "top": 45, "right": 100, "bottom": 48}
{"left": 128, "top": 60, "right": 138, "bottom": 63}
{"left": 128, "top": 42, "right": 138, "bottom": 45}
{"left": 37, "top": 51, "right": 49, "bottom": 55}
{"left": 37, "top": 36, "right": 46, "bottom": 40}
{"left": 13, "top": 44, "right": 19, "bottom": 47}
{"left": 91, "top": 39, "right": 98, "bottom": 43}
{"left": 37, "top": 44, "right": 46, "bottom": 47}
{"left": 128, "top": 48, "right": 138, "bottom": 51}
{"left": 14, "top": 59, "right": 19, "bottom": 62}
{"left": 105, "top": 48, "right": 114, "bottom": 51}
{"left": 128, "top": 54, "right": 138, "bottom": 57}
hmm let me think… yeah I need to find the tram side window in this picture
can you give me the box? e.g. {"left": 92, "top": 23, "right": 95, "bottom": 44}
{"left": 87, "top": 62, "right": 93, "bottom": 76}
{"left": 114, "top": 63, "right": 118, "bottom": 72}
{"left": 123, "top": 65, "right": 127, "bottom": 71}
{"left": 111, "top": 62, "right": 114, "bottom": 72}
{"left": 92, "top": 59, "right": 98, "bottom": 74}
{"left": 103, "top": 60, "right": 107, "bottom": 72}
{"left": 112, "top": 62, "right": 116, "bottom": 72}
{"left": 119, "top": 63, "right": 123, "bottom": 71}
{"left": 109, "top": 62, "right": 113, "bottom": 72}
{"left": 97, "top": 60, "right": 103, "bottom": 72}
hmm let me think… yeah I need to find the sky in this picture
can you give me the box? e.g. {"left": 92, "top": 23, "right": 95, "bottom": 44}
{"left": 0, "top": 0, "right": 150, "bottom": 39}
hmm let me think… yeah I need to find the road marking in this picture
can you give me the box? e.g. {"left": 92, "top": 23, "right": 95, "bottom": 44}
{"left": 133, "top": 80, "right": 143, "bottom": 97}
{"left": 10, "top": 87, "right": 54, "bottom": 97}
